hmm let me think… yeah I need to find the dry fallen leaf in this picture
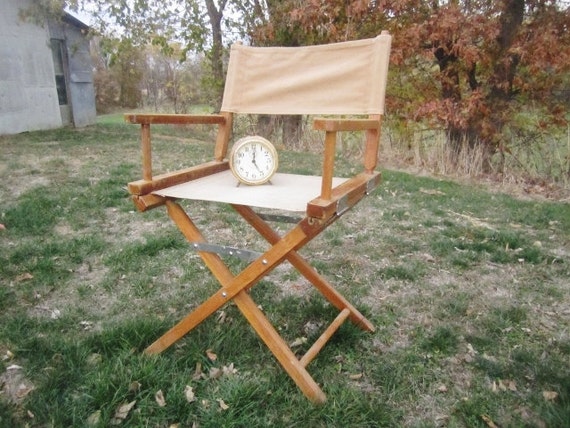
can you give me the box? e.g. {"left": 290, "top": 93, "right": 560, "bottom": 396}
{"left": 209, "top": 367, "right": 223, "bottom": 379}
{"left": 303, "top": 320, "right": 321, "bottom": 335}
{"left": 110, "top": 400, "right": 136, "bottom": 425}
{"left": 15, "top": 273, "right": 34, "bottom": 282}
{"left": 217, "top": 399, "right": 229, "bottom": 410}
{"left": 86, "top": 410, "right": 101, "bottom": 427}
{"left": 543, "top": 390, "right": 558, "bottom": 401}
{"left": 481, "top": 414, "right": 498, "bottom": 428}
{"left": 128, "top": 381, "right": 141, "bottom": 393}
{"left": 420, "top": 187, "right": 446, "bottom": 196}
{"left": 290, "top": 337, "right": 307, "bottom": 347}
{"left": 222, "top": 363, "right": 238, "bottom": 376}
{"left": 155, "top": 389, "right": 167, "bottom": 407}
{"left": 492, "top": 379, "right": 517, "bottom": 393}
{"left": 192, "top": 362, "right": 203, "bottom": 381}
{"left": 16, "top": 383, "right": 35, "bottom": 400}
{"left": 206, "top": 349, "right": 217, "bottom": 361}
{"left": 184, "top": 385, "right": 196, "bottom": 403}
{"left": 86, "top": 353, "right": 102, "bottom": 367}
{"left": 2, "top": 350, "right": 14, "bottom": 361}
{"left": 80, "top": 321, "right": 94, "bottom": 330}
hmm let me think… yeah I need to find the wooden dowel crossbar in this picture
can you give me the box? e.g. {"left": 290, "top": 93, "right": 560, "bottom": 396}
{"left": 232, "top": 291, "right": 326, "bottom": 403}
{"left": 300, "top": 308, "right": 351, "bottom": 368}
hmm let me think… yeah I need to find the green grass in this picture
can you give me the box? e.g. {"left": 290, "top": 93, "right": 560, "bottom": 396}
{"left": 0, "top": 119, "right": 569, "bottom": 427}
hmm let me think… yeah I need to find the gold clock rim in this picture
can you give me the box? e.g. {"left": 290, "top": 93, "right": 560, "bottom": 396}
{"left": 229, "top": 136, "right": 279, "bottom": 185}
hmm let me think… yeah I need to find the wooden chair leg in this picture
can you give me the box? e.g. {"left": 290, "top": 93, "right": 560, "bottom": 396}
{"left": 146, "top": 200, "right": 372, "bottom": 403}
{"left": 233, "top": 204, "right": 374, "bottom": 332}
{"left": 147, "top": 200, "right": 308, "bottom": 353}
{"left": 233, "top": 290, "right": 326, "bottom": 404}
{"left": 145, "top": 287, "right": 231, "bottom": 354}
{"left": 145, "top": 200, "right": 238, "bottom": 354}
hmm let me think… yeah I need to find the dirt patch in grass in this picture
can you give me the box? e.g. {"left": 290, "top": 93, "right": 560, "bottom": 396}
{"left": 0, "top": 365, "right": 35, "bottom": 405}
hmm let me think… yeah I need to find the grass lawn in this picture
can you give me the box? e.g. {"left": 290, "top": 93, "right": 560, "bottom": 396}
{"left": 0, "top": 116, "right": 569, "bottom": 427}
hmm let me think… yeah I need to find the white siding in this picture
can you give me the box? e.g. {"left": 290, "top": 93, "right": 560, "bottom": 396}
{"left": 0, "top": 0, "right": 63, "bottom": 134}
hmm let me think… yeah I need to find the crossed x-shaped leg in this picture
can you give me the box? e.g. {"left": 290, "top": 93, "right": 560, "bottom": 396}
{"left": 145, "top": 199, "right": 374, "bottom": 403}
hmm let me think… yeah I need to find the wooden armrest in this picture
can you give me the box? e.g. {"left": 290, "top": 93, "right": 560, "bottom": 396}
{"left": 315, "top": 116, "right": 382, "bottom": 198}
{"left": 128, "top": 160, "right": 229, "bottom": 195}
{"left": 125, "top": 113, "right": 226, "bottom": 125}
{"left": 307, "top": 171, "right": 381, "bottom": 220}
{"left": 125, "top": 113, "right": 230, "bottom": 182}
{"left": 313, "top": 118, "right": 380, "bottom": 132}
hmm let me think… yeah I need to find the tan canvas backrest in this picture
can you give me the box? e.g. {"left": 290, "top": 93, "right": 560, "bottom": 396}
{"left": 221, "top": 32, "right": 392, "bottom": 116}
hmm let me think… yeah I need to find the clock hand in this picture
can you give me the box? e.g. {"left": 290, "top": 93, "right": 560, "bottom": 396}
{"left": 251, "top": 146, "right": 263, "bottom": 172}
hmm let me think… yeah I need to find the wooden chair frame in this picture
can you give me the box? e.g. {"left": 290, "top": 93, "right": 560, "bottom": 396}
{"left": 125, "top": 33, "right": 391, "bottom": 404}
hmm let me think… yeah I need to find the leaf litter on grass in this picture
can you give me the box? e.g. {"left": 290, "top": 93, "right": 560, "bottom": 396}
{"left": 1, "top": 124, "right": 568, "bottom": 426}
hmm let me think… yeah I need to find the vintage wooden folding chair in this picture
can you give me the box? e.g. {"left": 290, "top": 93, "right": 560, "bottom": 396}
{"left": 125, "top": 31, "right": 391, "bottom": 404}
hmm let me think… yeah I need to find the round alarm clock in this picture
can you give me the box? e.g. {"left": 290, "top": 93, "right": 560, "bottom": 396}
{"left": 229, "top": 136, "right": 278, "bottom": 185}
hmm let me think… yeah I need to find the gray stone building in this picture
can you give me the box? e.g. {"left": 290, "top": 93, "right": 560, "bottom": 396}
{"left": 0, "top": 0, "right": 96, "bottom": 135}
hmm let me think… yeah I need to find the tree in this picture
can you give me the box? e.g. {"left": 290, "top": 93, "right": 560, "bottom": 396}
{"left": 142, "top": 45, "right": 207, "bottom": 113}
{"left": 73, "top": 0, "right": 231, "bottom": 105}
{"left": 257, "top": 0, "right": 570, "bottom": 168}
{"left": 92, "top": 36, "right": 145, "bottom": 109}
{"left": 203, "top": 0, "right": 228, "bottom": 106}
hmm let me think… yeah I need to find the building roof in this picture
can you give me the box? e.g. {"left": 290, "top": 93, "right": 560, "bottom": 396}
{"left": 62, "top": 11, "right": 90, "bottom": 30}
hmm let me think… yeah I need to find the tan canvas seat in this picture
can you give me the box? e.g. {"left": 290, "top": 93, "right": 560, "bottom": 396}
{"left": 125, "top": 31, "right": 392, "bottom": 404}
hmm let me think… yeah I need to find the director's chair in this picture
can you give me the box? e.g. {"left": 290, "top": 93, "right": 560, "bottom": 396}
{"left": 125, "top": 32, "right": 391, "bottom": 404}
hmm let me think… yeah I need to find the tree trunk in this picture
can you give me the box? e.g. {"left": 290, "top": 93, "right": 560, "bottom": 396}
{"left": 205, "top": 0, "right": 228, "bottom": 108}
{"left": 256, "top": 115, "right": 303, "bottom": 148}
{"left": 434, "top": 45, "right": 468, "bottom": 162}
{"left": 257, "top": 115, "right": 278, "bottom": 137}
{"left": 282, "top": 115, "right": 303, "bottom": 147}
{"left": 434, "top": 0, "right": 524, "bottom": 172}
{"left": 480, "top": 0, "right": 525, "bottom": 172}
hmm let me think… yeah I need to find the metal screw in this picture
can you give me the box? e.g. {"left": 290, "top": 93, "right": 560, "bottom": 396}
{"left": 222, "top": 292, "right": 227, "bottom": 298}
{"left": 262, "top": 259, "right": 268, "bottom": 265}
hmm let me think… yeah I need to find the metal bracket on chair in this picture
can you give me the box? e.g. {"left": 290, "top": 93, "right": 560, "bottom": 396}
{"left": 366, "top": 177, "right": 377, "bottom": 195}
{"left": 190, "top": 242, "right": 262, "bottom": 262}
{"left": 258, "top": 213, "right": 303, "bottom": 224}
{"left": 336, "top": 194, "right": 350, "bottom": 216}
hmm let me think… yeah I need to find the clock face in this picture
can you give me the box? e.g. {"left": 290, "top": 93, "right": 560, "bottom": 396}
{"left": 229, "top": 136, "right": 278, "bottom": 185}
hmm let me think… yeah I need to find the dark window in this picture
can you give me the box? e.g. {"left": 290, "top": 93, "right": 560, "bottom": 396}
{"left": 51, "top": 39, "right": 68, "bottom": 105}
